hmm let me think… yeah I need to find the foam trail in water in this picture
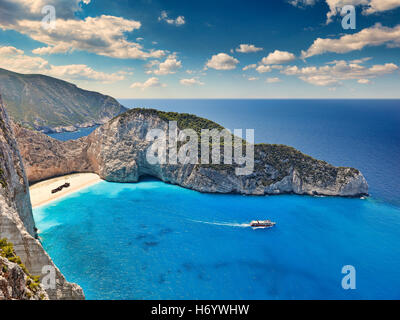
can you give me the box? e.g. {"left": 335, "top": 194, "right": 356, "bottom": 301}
{"left": 189, "top": 219, "right": 250, "bottom": 228}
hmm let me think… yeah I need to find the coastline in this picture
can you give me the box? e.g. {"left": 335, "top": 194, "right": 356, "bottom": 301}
{"left": 29, "top": 173, "right": 102, "bottom": 208}
{"left": 41, "top": 123, "right": 99, "bottom": 134}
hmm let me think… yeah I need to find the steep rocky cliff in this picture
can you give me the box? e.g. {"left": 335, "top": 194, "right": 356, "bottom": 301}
{"left": 0, "top": 68, "right": 127, "bottom": 133}
{"left": 15, "top": 108, "right": 368, "bottom": 197}
{"left": 0, "top": 95, "right": 84, "bottom": 300}
{"left": 12, "top": 123, "right": 94, "bottom": 183}
{"left": 0, "top": 256, "right": 48, "bottom": 300}
{"left": 0, "top": 239, "right": 49, "bottom": 300}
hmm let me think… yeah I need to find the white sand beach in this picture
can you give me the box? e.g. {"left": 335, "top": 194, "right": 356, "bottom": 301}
{"left": 29, "top": 173, "right": 102, "bottom": 208}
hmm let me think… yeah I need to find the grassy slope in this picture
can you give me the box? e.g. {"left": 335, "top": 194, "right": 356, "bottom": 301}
{"left": 0, "top": 68, "right": 127, "bottom": 130}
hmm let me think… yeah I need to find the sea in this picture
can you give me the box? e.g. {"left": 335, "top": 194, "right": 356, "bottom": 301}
{"left": 33, "top": 99, "right": 400, "bottom": 299}
{"left": 47, "top": 125, "right": 98, "bottom": 141}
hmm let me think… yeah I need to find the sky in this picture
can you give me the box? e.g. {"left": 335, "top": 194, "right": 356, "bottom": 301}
{"left": 0, "top": 0, "right": 399, "bottom": 99}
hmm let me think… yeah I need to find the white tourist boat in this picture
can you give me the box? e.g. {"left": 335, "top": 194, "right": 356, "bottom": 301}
{"left": 250, "top": 220, "right": 276, "bottom": 229}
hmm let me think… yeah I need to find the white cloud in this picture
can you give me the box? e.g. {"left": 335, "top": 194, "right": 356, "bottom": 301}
{"left": 282, "top": 60, "right": 398, "bottom": 86}
{"left": 325, "top": 0, "right": 367, "bottom": 22}
{"left": 147, "top": 54, "right": 182, "bottom": 75}
{"left": 26, "top": 15, "right": 165, "bottom": 59}
{"left": 180, "top": 78, "right": 204, "bottom": 86}
{"left": 0, "top": 46, "right": 49, "bottom": 73}
{"left": 130, "top": 77, "right": 166, "bottom": 90}
{"left": 358, "top": 79, "right": 370, "bottom": 84}
{"left": 205, "top": 53, "right": 239, "bottom": 70}
{"left": 0, "top": 46, "right": 127, "bottom": 83}
{"left": 236, "top": 44, "right": 263, "bottom": 53}
{"left": 350, "top": 57, "right": 372, "bottom": 64}
{"left": 261, "top": 50, "right": 296, "bottom": 65}
{"left": 325, "top": 0, "right": 400, "bottom": 22}
{"left": 185, "top": 69, "right": 206, "bottom": 76}
{"left": 47, "top": 65, "right": 129, "bottom": 82}
{"left": 0, "top": 1, "right": 165, "bottom": 60}
{"left": 0, "top": 0, "right": 90, "bottom": 25}
{"left": 363, "top": 0, "right": 400, "bottom": 14}
{"left": 158, "top": 11, "right": 185, "bottom": 26}
{"left": 0, "top": 46, "right": 24, "bottom": 56}
{"left": 243, "top": 64, "right": 257, "bottom": 71}
{"left": 266, "top": 77, "right": 282, "bottom": 83}
{"left": 289, "top": 0, "right": 317, "bottom": 7}
{"left": 301, "top": 24, "right": 400, "bottom": 58}
{"left": 247, "top": 77, "right": 259, "bottom": 81}
{"left": 256, "top": 65, "right": 272, "bottom": 73}
{"left": 290, "top": 0, "right": 400, "bottom": 22}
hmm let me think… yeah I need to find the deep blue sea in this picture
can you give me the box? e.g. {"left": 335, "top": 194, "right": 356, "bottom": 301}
{"left": 37, "top": 99, "right": 400, "bottom": 299}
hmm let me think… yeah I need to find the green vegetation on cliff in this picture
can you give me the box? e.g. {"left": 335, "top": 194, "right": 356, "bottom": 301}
{"left": 113, "top": 108, "right": 361, "bottom": 187}
{"left": 255, "top": 144, "right": 359, "bottom": 186}
{"left": 0, "top": 166, "right": 6, "bottom": 188}
{"left": 116, "top": 108, "right": 225, "bottom": 135}
{"left": 0, "top": 238, "right": 41, "bottom": 294}
{"left": 0, "top": 68, "right": 127, "bottom": 132}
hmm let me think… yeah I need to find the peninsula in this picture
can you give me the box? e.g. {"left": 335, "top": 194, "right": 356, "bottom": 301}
{"left": 14, "top": 108, "right": 368, "bottom": 197}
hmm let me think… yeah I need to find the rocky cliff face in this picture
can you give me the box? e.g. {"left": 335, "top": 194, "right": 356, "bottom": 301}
{"left": 0, "top": 95, "right": 84, "bottom": 300}
{"left": 0, "top": 256, "right": 48, "bottom": 300}
{"left": 15, "top": 108, "right": 368, "bottom": 197}
{"left": 12, "top": 123, "right": 94, "bottom": 183}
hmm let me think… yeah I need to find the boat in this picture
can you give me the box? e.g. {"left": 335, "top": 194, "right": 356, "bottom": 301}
{"left": 250, "top": 220, "right": 276, "bottom": 229}
{"left": 51, "top": 182, "right": 71, "bottom": 194}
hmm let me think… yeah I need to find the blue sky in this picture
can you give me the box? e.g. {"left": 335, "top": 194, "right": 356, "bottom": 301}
{"left": 0, "top": 0, "right": 399, "bottom": 98}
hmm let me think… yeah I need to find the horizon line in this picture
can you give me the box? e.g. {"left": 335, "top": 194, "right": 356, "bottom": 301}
{"left": 117, "top": 98, "right": 400, "bottom": 100}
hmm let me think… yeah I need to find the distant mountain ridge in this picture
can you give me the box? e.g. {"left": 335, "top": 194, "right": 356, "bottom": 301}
{"left": 0, "top": 68, "right": 127, "bottom": 133}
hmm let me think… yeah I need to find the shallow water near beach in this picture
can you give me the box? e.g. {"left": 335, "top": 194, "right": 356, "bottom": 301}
{"left": 33, "top": 179, "right": 400, "bottom": 300}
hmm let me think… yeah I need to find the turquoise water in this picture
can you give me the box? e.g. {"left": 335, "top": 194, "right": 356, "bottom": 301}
{"left": 33, "top": 179, "right": 400, "bottom": 300}
{"left": 41, "top": 100, "right": 400, "bottom": 299}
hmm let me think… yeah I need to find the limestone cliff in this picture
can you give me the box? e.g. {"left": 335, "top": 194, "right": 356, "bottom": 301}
{"left": 12, "top": 123, "right": 94, "bottom": 183}
{"left": 0, "top": 239, "right": 49, "bottom": 300}
{"left": 0, "top": 95, "right": 84, "bottom": 300}
{"left": 0, "top": 256, "right": 48, "bottom": 300}
{"left": 15, "top": 108, "right": 368, "bottom": 197}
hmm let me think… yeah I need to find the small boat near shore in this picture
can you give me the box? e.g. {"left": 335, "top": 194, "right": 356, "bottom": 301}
{"left": 51, "top": 182, "right": 71, "bottom": 194}
{"left": 250, "top": 220, "right": 276, "bottom": 229}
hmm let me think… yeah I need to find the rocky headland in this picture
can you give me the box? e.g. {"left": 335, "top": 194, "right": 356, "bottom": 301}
{"left": 15, "top": 108, "right": 368, "bottom": 197}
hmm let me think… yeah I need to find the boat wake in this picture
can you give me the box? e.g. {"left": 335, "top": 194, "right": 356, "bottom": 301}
{"left": 189, "top": 219, "right": 250, "bottom": 228}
